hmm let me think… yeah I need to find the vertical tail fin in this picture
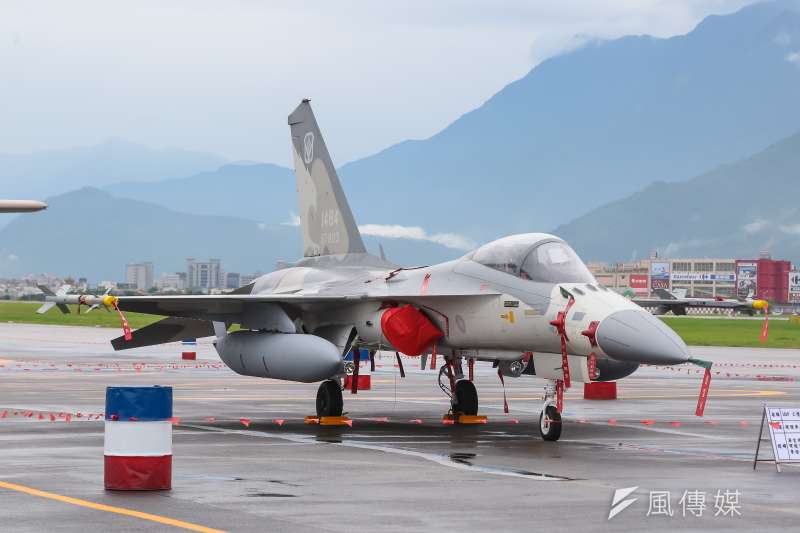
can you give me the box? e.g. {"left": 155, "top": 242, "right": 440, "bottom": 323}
{"left": 288, "top": 99, "right": 366, "bottom": 257}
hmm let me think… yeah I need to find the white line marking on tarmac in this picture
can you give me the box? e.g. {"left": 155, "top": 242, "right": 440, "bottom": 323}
{"left": 183, "top": 424, "right": 569, "bottom": 481}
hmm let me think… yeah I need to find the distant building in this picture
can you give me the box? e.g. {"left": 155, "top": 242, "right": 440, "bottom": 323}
{"left": 589, "top": 254, "right": 795, "bottom": 302}
{"left": 225, "top": 272, "right": 241, "bottom": 290}
{"left": 125, "top": 262, "right": 154, "bottom": 291}
{"left": 186, "top": 258, "right": 223, "bottom": 290}
{"left": 240, "top": 272, "right": 263, "bottom": 286}
{"left": 157, "top": 272, "right": 187, "bottom": 291}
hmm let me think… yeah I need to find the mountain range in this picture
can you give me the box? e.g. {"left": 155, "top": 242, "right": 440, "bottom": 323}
{"left": 0, "top": 138, "right": 227, "bottom": 200}
{"left": 0, "top": 188, "right": 461, "bottom": 280}
{"left": 555, "top": 129, "right": 800, "bottom": 262}
{"left": 95, "top": 0, "right": 800, "bottom": 243}
{"left": 1, "top": 1, "right": 800, "bottom": 279}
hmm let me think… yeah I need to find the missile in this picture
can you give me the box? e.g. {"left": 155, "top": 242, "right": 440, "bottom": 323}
{"left": 0, "top": 200, "right": 47, "bottom": 213}
{"left": 37, "top": 285, "right": 117, "bottom": 314}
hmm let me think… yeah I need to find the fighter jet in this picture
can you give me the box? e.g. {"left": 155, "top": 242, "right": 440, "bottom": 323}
{"left": 633, "top": 288, "right": 768, "bottom": 316}
{"left": 40, "top": 100, "right": 711, "bottom": 441}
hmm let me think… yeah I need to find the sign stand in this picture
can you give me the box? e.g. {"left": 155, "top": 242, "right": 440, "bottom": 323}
{"left": 753, "top": 404, "right": 800, "bottom": 473}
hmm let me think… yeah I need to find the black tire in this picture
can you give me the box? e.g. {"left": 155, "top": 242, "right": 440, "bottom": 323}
{"left": 453, "top": 379, "right": 479, "bottom": 416}
{"left": 316, "top": 379, "right": 343, "bottom": 417}
{"left": 539, "top": 405, "right": 562, "bottom": 441}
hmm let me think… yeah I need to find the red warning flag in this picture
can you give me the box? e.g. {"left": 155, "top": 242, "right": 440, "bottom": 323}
{"left": 497, "top": 368, "right": 509, "bottom": 414}
{"left": 760, "top": 303, "right": 769, "bottom": 343}
{"left": 549, "top": 297, "right": 575, "bottom": 388}
{"left": 695, "top": 367, "right": 712, "bottom": 417}
{"left": 239, "top": 418, "right": 251, "bottom": 428}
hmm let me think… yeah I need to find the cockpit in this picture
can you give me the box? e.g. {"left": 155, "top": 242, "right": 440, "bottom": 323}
{"left": 470, "top": 233, "right": 595, "bottom": 284}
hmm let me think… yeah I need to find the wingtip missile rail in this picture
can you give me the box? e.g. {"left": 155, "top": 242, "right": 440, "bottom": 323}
{"left": 36, "top": 285, "right": 117, "bottom": 315}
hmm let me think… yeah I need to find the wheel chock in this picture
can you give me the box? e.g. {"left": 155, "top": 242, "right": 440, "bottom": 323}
{"left": 442, "top": 414, "right": 488, "bottom": 425}
{"left": 304, "top": 416, "right": 351, "bottom": 426}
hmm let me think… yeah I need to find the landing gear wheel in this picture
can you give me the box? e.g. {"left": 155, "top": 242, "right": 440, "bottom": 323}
{"left": 539, "top": 405, "right": 562, "bottom": 441}
{"left": 453, "top": 379, "right": 479, "bottom": 416}
{"left": 316, "top": 379, "right": 343, "bottom": 417}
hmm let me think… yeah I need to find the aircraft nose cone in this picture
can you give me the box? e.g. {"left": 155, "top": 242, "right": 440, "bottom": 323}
{"left": 595, "top": 309, "right": 689, "bottom": 365}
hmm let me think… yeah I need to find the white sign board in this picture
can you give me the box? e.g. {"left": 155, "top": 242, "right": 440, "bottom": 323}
{"left": 755, "top": 405, "right": 800, "bottom": 472}
{"left": 766, "top": 406, "right": 800, "bottom": 462}
{"left": 789, "top": 272, "right": 800, "bottom": 303}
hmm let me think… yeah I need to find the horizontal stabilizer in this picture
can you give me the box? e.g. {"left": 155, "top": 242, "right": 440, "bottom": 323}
{"left": 112, "top": 316, "right": 215, "bottom": 351}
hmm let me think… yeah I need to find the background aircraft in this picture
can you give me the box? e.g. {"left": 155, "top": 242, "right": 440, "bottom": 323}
{"left": 0, "top": 200, "right": 46, "bottom": 213}
{"left": 633, "top": 288, "right": 768, "bottom": 316}
{"left": 39, "top": 100, "right": 711, "bottom": 441}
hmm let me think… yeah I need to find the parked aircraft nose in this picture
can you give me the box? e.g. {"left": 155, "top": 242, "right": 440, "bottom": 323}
{"left": 595, "top": 309, "right": 689, "bottom": 365}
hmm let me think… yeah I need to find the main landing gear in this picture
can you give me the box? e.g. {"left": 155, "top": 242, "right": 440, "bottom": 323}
{"left": 453, "top": 379, "right": 478, "bottom": 416}
{"left": 438, "top": 360, "right": 479, "bottom": 416}
{"left": 316, "top": 379, "right": 343, "bottom": 417}
{"left": 539, "top": 380, "right": 562, "bottom": 441}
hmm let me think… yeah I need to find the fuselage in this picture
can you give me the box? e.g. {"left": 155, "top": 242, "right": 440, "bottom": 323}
{"left": 246, "top": 233, "right": 689, "bottom": 371}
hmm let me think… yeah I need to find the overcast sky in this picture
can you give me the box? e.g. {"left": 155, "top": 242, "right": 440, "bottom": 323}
{"left": 1, "top": 0, "right": 756, "bottom": 167}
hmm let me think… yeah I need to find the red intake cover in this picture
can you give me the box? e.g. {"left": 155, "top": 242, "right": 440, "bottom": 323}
{"left": 381, "top": 304, "right": 443, "bottom": 356}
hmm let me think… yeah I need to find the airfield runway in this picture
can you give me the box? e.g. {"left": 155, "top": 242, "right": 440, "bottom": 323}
{"left": 0, "top": 323, "right": 798, "bottom": 532}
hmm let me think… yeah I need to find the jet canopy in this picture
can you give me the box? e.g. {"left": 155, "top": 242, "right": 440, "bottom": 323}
{"left": 470, "top": 233, "right": 595, "bottom": 284}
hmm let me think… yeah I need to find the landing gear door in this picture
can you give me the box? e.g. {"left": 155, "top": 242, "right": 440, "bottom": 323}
{"left": 531, "top": 353, "right": 591, "bottom": 383}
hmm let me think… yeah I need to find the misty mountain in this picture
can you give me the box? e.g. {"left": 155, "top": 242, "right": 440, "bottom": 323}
{"left": 334, "top": 0, "right": 800, "bottom": 240}
{"left": 555, "top": 129, "right": 800, "bottom": 264}
{"left": 0, "top": 138, "right": 227, "bottom": 200}
{"left": 0, "top": 188, "right": 460, "bottom": 281}
{"left": 96, "top": 2, "right": 800, "bottom": 247}
{"left": 105, "top": 163, "right": 297, "bottom": 224}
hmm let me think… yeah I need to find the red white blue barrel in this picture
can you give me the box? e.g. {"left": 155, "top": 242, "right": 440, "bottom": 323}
{"left": 104, "top": 386, "right": 172, "bottom": 490}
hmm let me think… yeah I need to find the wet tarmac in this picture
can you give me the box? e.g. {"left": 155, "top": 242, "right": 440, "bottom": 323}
{"left": 1, "top": 323, "right": 799, "bottom": 532}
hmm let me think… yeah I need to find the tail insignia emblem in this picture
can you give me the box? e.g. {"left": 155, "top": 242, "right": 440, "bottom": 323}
{"left": 303, "top": 132, "right": 315, "bottom": 164}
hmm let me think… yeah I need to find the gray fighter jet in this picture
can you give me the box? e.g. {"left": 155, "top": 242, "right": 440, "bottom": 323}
{"left": 633, "top": 288, "right": 768, "bottom": 316}
{"left": 40, "top": 100, "right": 710, "bottom": 441}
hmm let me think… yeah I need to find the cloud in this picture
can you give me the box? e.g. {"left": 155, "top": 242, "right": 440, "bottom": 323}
{"left": 779, "top": 224, "right": 800, "bottom": 235}
{"left": 0, "top": 1, "right": 758, "bottom": 164}
{"left": 787, "top": 51, "right": 800, "bottom": 65}
{"left": 358, "top": 224, "right": 476, "bottom": 250}
{"left": 281, "top": 212, "right": 301, "bottom": 227}
{"left": 742, "top": 218, "right": 769, "bottom": 234}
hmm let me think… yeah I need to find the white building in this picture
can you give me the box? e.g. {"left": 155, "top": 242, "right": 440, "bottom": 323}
{"left": 186, "top": 258, "right": 223, "bottom": 290}
{"left": 156, "top": 272, "right": 187, "bottom": 291}
{"left": 125, "top": 262, "right": 154, "bottom": 291}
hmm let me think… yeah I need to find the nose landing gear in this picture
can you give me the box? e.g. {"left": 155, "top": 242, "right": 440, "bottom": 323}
{"left": 539, "top": 379, "right": 562, "bottom": 441}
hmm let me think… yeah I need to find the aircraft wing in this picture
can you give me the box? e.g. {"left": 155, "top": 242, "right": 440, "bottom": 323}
{"left": 108, "top": 292, "right": 497, "bottom": 350}
{"left": 115, "top": 292, "right": 494, "bottom": 318}
{"left": 116, "top": 293, "right": 353, "bottom": 319}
